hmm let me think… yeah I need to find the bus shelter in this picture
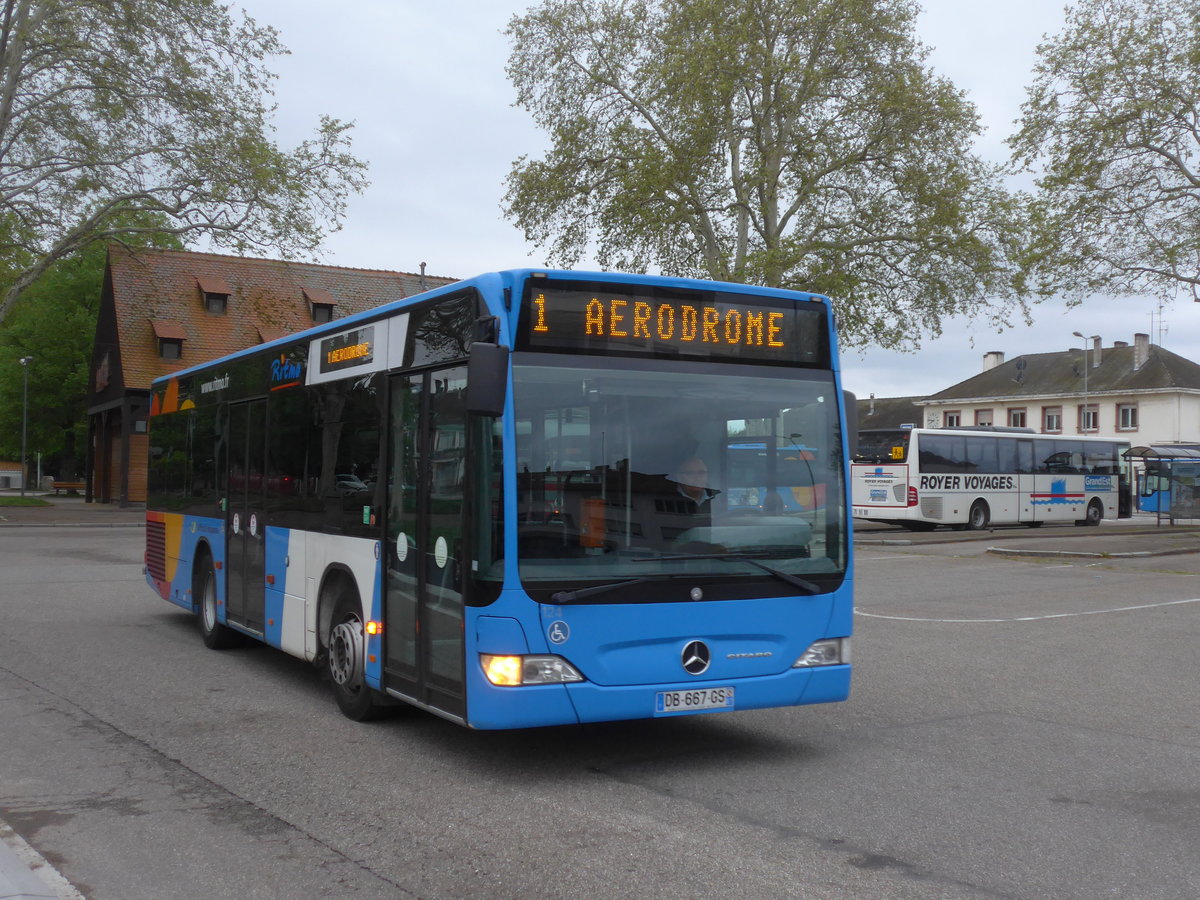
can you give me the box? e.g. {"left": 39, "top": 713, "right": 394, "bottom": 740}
{"left": 1123, "top": 444, "right": 1200, "bottom": 525}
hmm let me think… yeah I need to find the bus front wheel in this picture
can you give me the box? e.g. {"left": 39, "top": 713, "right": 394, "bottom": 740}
{"left": 966, "top": 500, "right": 990, "bottom": 531}
{"left": 1077, "top": 499, "right": 1103, "bottom": 527}
{"left": 197, "top": 555, "right": 241, "bottom": 650}
{"left": 326, "top": 586, "right": 384, "bottom": 721}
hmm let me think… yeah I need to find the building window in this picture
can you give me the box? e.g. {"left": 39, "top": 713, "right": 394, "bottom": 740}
{"left": 151, "top": 320, "right": 187, "bottom": 360}
{"left": 1077, "top": 404, "right": 1098, "bottom": 433}
{"left": 196, "top": 275, "right": 232, "bottom": 314}
{"left": 944, "top": 411, "right": 961, "bottom": 428}
{"left": 304, "top": 287, "right": 338, "bottom": 324}
{"left": 1043, "top": 406, "right": 1062, "bottom": 433}
{"left": 1118, "top": 403, "right": 1138, "bottom": 431}
{"left": 1008, "top": 408, "right": 1027, "bottom": 428}
{"left": 974, "top": 409, "right": 993, "bottom": 426}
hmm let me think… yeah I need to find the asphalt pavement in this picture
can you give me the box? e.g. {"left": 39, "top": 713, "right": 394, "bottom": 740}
{"left": 2, "top": 493, "right": 1198, "bottom": 897}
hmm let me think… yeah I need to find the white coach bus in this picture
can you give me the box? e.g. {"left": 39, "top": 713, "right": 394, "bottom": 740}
{"left": 851, "top": 427, "right": 1132, "bottom": 531}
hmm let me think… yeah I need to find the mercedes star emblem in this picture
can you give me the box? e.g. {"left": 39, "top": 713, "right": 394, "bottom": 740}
{"left": 681, "top": 640, "right": 711, "bottom": 675}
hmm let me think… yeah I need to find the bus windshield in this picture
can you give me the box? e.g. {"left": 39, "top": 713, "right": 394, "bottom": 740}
{"left": 511, "top": 356, "right": 846, "bottom": 595}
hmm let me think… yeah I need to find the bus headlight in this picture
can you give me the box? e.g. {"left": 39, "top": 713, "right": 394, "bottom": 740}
{"left": 480, "top": 654, "right": 585, "bottom": 686}
{"left": 792, "top": 638, "right": 850, "bottom": 668}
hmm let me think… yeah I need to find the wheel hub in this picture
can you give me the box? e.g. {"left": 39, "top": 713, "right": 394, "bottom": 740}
{"left": 202, "top": 578, "right": 217, "bottom": 631}
{"left": 329, "top": 619, "right": 364, "bottom": 687}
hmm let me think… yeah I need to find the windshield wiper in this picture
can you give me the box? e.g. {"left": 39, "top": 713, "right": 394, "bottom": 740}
{"left": 657, "top": 552, "right": 823, "bottom": 595}
{"left": 550, "top": 577, "right": 653, "bottom": 604}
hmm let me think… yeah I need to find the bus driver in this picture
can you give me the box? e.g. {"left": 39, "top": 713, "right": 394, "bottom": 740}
{"left": 670, "top": 456, "right": 716, "bottom": 519}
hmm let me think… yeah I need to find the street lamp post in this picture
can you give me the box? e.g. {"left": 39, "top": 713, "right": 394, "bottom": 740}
{"left": 1072, "top": 332, "right": 1098, "bottom": 433}
{"left": 18, "top": 355, "right": 32, "bottom": 496}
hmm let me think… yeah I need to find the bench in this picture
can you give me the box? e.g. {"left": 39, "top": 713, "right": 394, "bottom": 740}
{"left": 51, "top": 481, "right": 85, "bottom": 495}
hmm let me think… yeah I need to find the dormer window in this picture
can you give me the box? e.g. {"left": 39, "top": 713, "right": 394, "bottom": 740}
{"left": 304, "top": 287, "right": 337, "bottom": 324}
{"left": 151, "top": 320, "right": 187, "bottom": 360}
{"left": 196, "top": 275, "right": 232, "bottom": 315}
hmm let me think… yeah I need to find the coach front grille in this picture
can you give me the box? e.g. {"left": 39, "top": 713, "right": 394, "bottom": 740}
{"left": 145, "top": 519, "right": 167, "bottom": 582}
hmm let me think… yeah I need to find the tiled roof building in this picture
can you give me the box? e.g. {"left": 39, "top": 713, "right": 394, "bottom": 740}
{"left": 918, "top": 334, "right": 1200, "bottom": 441}
{"left": 87, "top": 245, "right": 456, "bottom": 505}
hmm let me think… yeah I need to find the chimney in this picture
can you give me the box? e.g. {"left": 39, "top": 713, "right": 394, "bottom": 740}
{"left": 1114, "top": 341, "right": 1129, "bottom": 348}
{"left": 982, "top": 351, "right": 1005, "bottom": 371}
{"left": 1134, "top": 333, "right": 1150, "bottom": 370}
{"left": 1092, "top": 336, "right": 1102, "bottom": 367}
{"left": 869, "top": 393, "right": 876, "bottom": 416}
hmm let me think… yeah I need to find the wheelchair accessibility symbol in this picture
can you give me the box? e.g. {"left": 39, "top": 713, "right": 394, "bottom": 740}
{"left": 547, "top": 621, "right": 570, "bottom": 644}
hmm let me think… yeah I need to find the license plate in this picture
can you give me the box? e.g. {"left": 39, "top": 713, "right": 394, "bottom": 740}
{"left": 654, "top": 686, "right": 735, "bottom": 715}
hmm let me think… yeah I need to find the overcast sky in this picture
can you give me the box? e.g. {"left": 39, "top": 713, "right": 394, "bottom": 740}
{"left": 233, "top": 0, "right": 1193, "bottom": 398}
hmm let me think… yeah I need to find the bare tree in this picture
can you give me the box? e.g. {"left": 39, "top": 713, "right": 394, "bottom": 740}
{"left": 504, "top": 0, "right": 1027, "bottom": 349}
{"left": 0, "top": 0, "right": 369, "bottom": 323}
{"left": 1010, "top": 0, "right": 1200, "bottom": 302}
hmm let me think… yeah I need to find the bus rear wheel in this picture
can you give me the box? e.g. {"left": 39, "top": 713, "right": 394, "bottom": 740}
{"left": 966, "top": 500, "right": 990, "bottom": 531}
{"left": 1077, "top": 499, "right": 1103, "bottom": 527}
{"left": 326, "top": 587, "right": 385, "bottom": 721}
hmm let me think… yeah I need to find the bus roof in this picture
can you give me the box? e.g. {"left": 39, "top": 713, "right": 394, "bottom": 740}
{"left": 150, "top": 269, "right": 834, "bottom": 387}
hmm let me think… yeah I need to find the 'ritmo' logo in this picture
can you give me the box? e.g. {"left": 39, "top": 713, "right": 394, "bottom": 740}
{"left": 271, "top": 355, "right": 303, "bottom": 384}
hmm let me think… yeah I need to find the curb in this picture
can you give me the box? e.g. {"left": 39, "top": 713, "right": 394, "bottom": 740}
{"left": 0, "top": 837, "right": 57, "bottom": 900}
{"left": 986, "top": 545, "right": 1200, "bottom": 559}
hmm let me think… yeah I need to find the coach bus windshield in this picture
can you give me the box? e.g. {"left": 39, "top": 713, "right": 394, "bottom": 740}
{"left": 510, "top": 356, "right": 847, "bottom": 599}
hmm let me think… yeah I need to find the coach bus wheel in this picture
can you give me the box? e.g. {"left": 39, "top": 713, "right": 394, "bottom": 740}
{"left": 1077, "top": 499, "right": 1103, "bottom": 527}
{"left": 197, "top": 557, "right": 241, "bottom": 650}
{"left": 966, "top": 500, "right": 990, "bottom": 531}
{"left": 327, "top": 590, "right": 383, "bottom": 721}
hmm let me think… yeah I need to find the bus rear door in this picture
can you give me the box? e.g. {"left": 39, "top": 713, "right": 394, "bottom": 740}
{"left": 226, "top": 399, "right": 267, "bottom": 633}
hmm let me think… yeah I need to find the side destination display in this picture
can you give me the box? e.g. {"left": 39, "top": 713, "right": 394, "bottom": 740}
{"left": 306, "top": 315, "right": 409, "bottom": 385}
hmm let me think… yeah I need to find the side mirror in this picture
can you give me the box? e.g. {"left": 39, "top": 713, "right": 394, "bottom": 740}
{"left": 842, "top": 391, "right": 857, "bottom": 458}
{"left": 466, "top": 342, "right": 509, "bottom": 416}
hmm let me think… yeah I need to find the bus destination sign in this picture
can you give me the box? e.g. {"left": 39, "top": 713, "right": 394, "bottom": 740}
{"left": 519, "top": 282, "right": 826, "bottom": 365}
{"left": 318, "top": 325, "right": 375, "bottom": 376}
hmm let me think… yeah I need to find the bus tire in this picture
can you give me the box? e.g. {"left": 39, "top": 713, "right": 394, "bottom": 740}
{"left": 196, "top": 553, "right": 241, "bottom": 650}
{"left": 326, "top": 583, "right": 384, "bottom": 722}
{"left": 1077, "top": 499, "right": 1103, "bottom": 527}
{"left": 966, "top": 500, "right": 990, "bottom": 531}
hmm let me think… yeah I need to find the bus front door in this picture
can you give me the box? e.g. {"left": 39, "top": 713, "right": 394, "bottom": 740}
{"left": 226, "top": 399, "right": 267, "bottom": 633}
{"left": 383, "top": 368, "right": 468, "bottom": 719}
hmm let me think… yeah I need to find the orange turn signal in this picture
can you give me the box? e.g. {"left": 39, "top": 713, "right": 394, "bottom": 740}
{"left": 480, "top": 654, "right": 522, "bottom": 686}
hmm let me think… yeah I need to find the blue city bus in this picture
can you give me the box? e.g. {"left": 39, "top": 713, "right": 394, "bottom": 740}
{"left": 1130, "top": 444, "right": 1200, "bottom": 515}
{"left": 145, "top": 270, "right": 853, "bottom": 728}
